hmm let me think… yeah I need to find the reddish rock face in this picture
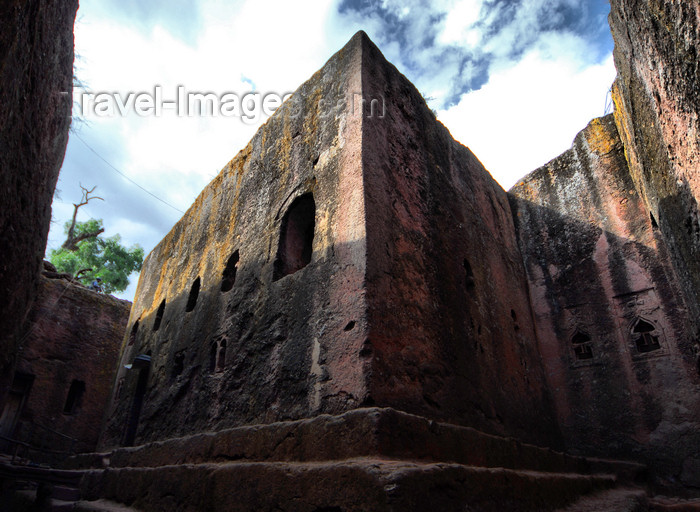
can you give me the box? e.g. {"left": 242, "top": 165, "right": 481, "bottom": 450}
{"left": 609, "top": 0, "right": 700, "bottom": 330}
{"left": 100, "top": 32, "right": 560, "bottom": 450}
{"left": 3, "top": 276, "right": 130, "bottom": 457}
{"left": 360, "top": 37, "right": 559, "bottom": 445}
{"left": 0, "top": 0, "right": 78, "bottom": 408}
{"left": 510, "top": 115, "right": 700, "bottom": 489}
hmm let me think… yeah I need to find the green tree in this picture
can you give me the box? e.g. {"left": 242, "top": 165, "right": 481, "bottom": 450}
{"left": 49, "top": 218, "right": 144, "bottom": 294}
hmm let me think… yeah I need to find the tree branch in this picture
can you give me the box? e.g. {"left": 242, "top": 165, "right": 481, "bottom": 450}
{"left": 74, "top": 268, "right": 93, "bottom": 279}
{"left": 63, "top": 228, "right": 105, "bottom": 251}
{"left": 62, "top": 184, "right": 104, "bottom": 251}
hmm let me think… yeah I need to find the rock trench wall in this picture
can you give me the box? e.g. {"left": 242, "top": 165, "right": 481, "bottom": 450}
{"left": 610, "top": 0, "right": 700, "bottom": 330}
{"left": 0, "top": 0, "right": 78, "bottom": 411}
{"left": 510, "top": 114, "right": 700, "bottom": 488}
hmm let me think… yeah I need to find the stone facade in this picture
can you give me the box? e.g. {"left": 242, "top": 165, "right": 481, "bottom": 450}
{"left": 0, "top": 0, "right": 78, "bottom": 407}
{"left": 360, "top": 37, "right": 558, "bottom": 446}
{"left": 101, "top": 32, "right": 561, "bottom": 450}
{"left": 1, "top": 275, "right": 130, "bottom": 457}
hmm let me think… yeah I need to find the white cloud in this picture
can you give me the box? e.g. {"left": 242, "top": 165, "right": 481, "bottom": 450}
{"left": 438, "top": 0, "right": 484, "bottom": 47}
{"left": 438, "top": 42, "right": 616, "bottom": 189}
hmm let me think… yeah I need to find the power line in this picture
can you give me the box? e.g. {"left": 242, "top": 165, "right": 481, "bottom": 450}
{"left": 73, "top": 132, "right": 185, "bottom": 214}
{"left": 604, "top": 87, "right": 614, "bottom": 116}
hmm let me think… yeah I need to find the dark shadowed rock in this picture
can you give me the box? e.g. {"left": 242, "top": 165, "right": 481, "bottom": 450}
{"left": 6, "top": 276, "right": 130, "bottom": 458}
{"left": 0, "top": 0, "right": 78, "bottom": 409}
{"left": 70, "top": 408, "right": 644, "bottom": 512}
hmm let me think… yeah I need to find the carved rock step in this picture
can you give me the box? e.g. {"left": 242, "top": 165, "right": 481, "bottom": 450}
{"left": 63, "top": 407, "right": 646, "bottom": 484}
{"left": 554, "top": 488, "right": 649, "bottom": 511}
{"left": 53, "top": 484, "right": 81, "bottom": 501}
{"left": 556, "top": 490, "right": 700, "bottom": 512}
{"left": 1, "top": 488, "right": 141, "bottom": 511}
{"left": 78, "top": 458, "right": 621, "bottom": 512}
{"left": 1, "top": 489, "right": 83, "bottom": 512}
{"left": 0, "top": 459, "right": 85, "bottom": 510}
{"left": 647, "top": 496, "right": 700, "bottom": 511}
{"left": 73, "top": 498, "right": 143, "bottom": 511}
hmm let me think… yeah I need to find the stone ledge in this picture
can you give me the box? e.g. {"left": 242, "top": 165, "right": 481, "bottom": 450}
{"left": 66, "top": 408, "right": 645, "bottom": 482}
{"left": 79, "top": 458, "right": 619, "bottom": 512}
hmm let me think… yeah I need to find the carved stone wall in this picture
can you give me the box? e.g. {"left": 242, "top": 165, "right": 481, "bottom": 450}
{"left": 100, "top": 32, "right": 560, "bottom": 450}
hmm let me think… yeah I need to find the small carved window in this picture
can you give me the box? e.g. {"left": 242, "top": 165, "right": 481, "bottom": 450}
{"left": 632, "top": 318, "right": 661, "bottom": 353}
{"left": 572, "top": 331, "right": 593, "bottom": 360}
{"left": 209, "top": 342, "right": 218, "bottom": 373}
{"left": 209, "top": 340, "right": 227, "bottom": 373}
{"left": 273, "top": 194, "right": 315, "bottom": 280}
{"left": 153, "top": 300, "right": 166, "bottom": 331}
{"left": 217, "top": 340, "right": 227, "bottom": 372}
{"left": 128, "top": 320, "right": 139, "bottom": 346}
{"left": 186, "top": 277, "right": 201, "bottom": 312}
{"left": 510, "top": 309, "right": 520, "bottom": 331}
{"left": 63, "top": 380, "right": 86, "bottom": 415}
{"left": 172, "top": 352, "right": 185, "bottom": 379}
{"left": 464, "top": 259, "right": 475, "bottom": 290}
{"left": 221, "top": 251, "right": 239, "bottom": 292}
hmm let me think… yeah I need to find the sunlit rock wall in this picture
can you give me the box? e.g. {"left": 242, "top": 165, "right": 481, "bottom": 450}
{"left": 510, "top": 115, "right": 700, "bottom": 489}
{"left": 360, "top": 36, "right": 560, "bottom": 446}
{"left": 101, "top": 32, "right": 370, "bottom": 448}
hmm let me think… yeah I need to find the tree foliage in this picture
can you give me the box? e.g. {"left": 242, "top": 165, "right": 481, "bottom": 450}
{"left": 49, "top": 218, "right": 144, "bottom": 294}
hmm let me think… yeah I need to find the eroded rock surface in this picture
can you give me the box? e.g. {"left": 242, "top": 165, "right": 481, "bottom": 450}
{"left": 101, "top": 32, "right": 560, "bottom": 451}
{"left": 96, "top": 1, "right": 700, "bottom": 498}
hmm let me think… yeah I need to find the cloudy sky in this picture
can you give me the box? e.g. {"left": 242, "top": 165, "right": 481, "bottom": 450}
{"left": 47, "top": 0, "right": 617, "bottom": 301}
